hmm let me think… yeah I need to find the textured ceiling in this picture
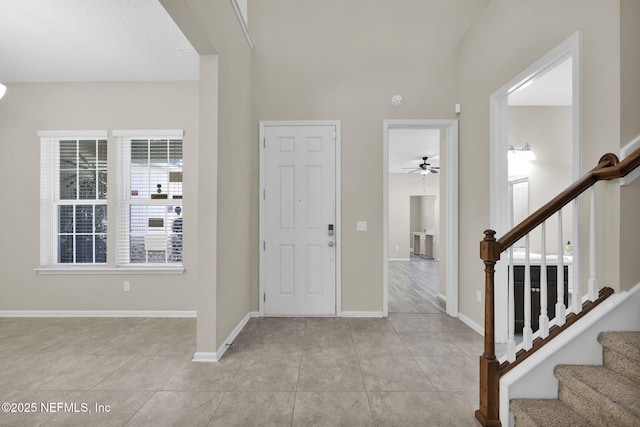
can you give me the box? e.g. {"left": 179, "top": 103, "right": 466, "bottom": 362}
{"left": 0, "top": 0, "right": 198, "bottom": 82}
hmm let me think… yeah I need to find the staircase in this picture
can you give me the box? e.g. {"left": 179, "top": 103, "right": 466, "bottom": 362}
{"left": 510, "top": 331, "right": 640, "bottom": 426}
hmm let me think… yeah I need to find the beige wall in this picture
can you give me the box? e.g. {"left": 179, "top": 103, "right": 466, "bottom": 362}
{"left": 457, "top": 0, "right": 622, "bottom": 326}
{"left": 619, "top": 0, "right": 640, "bottom": 291}
{"left": 251, "top": 0, "right": 487, "bottom": 312}
{"left": 389, "top": 174, "right": 439, "bottom": 259}
{"left": 508, "top": 106, "right": 573, "bottom": 254}
{"left": 168, "top": 0, "right": 254, "bottom": 350}
{"left": 0, "top": 82, "right": 199, "bottom": 311}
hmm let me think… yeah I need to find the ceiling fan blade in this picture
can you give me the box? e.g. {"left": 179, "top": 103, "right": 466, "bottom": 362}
{"left": 408, "top": 169, "right": 419, "bottom": 173}
{"left": 431, "top": 170, "right": 439, "bottom": 174}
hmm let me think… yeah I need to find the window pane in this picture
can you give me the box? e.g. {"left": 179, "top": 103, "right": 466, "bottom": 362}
{"left": 131, "top": 140, "right": 149, "bottom": 166}
{"left": 169, "top": 140, "right": 182, "bottom": 167}
{"left": 98, "top": 170, "right": 107, "bottom": 199}
{"left": 150, "top": 140, "right": 168, "bottom": 166}
{"left": 79, "top": 140, "right": 97, "bottom": 169}
{"left": 58, "top": 235, "right": 74, "bottom": 263}
{"left": 75, "top": 205, "right": 94, "bottom": 233}
{"left": 59, "top": 140, "right": 77, "bottom": 170}
{"left": 58, "top": 205, "right": 74, "bottom": 234}
{"left": 79, "top": 170, "right": 97, "bottom": 199}
{"left": 130, "top": 167, "right": 149, "bottom": 199}
{"left": 128, "top": 205, "right": 182, "bottom": 264}
{"left": 97, "top": 140, "right": 108, "bottom": 170}
{"left": 75, "top": 235, "right": 94, "bottom": 263}
{"left": 95, "top": 205, "right": 107, "bottom": 233}
{"left": 60, "top": 170, "right": 77, "bottom": 199}
{"left": 95, "top": 235, "right": 107, "bottom": 263}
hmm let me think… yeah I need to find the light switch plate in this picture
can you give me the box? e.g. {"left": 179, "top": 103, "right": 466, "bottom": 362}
{"left": 356, "top": 221, "right": 367, "bottom": 232}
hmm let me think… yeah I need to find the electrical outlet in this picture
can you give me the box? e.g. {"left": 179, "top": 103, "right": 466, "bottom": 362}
{"left": 124, "top": 281, "right": 130, "bottom": 292}
{"left": 476, "top": 290, "right": 482, "bottom": 302}
{"left": 395, "top": 245, "right": 399, "bottom": 251}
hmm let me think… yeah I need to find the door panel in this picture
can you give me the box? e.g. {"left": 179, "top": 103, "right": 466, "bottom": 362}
{"left": 264, "top": 125, "right": 336, "bottom": 315}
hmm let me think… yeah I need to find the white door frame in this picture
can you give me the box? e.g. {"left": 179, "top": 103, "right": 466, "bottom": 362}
{"left": 383, "top": 119, "right": 459, "bottom": 317}
{"left": 489, "top": 32, "right": 582, "bottom": 342}
{"left": 259, "top": 120, "right": 342, "bottom": 316}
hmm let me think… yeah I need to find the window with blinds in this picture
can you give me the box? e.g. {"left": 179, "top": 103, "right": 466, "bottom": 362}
{"left": 39, "top": 131, "right": 108, "bottom": 266}
{"left": 115, "top": 131, "right": 183, "bottom": 266}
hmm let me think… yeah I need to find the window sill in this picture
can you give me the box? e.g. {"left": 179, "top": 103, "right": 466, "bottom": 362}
{"left": 35, "top": 266, "right": 185, "bottom": 275}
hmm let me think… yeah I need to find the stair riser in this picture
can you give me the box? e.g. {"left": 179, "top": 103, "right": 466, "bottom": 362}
{"left": 603, "top": 347, "right": 640, "bottom": 384}
{"left": 558, "top": 382, "right": 637, "bottom": 427}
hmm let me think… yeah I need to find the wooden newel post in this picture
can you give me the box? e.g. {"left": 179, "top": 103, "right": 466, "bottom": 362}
{"left": 476, "top": 229, "right": 502, "bottom": 426}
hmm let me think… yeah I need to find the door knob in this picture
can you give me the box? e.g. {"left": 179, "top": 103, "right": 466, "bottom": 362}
{"left": 328, "top": 241, "right": 335, "bottom": 247}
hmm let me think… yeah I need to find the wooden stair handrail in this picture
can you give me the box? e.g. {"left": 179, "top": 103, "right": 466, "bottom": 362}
{"left": 476, "top": 147, "right": 640, "bottom": 427}
{"left": 499, "top": 149, "right": 640, "bottom": 251}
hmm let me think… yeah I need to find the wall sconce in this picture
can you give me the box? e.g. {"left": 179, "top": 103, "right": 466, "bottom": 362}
{"left": 508, "top": 143, "right": 536, "bottom": 161}
{"left": 0, "top": 83, "right": 6, "bottom": 100}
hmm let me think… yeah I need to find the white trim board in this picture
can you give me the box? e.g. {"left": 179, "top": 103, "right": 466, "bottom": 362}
{"left": 215, "top": 311, "right": 258, "bottom": 360}
{"left": 383, "top": 119, "right": 459, "bottom": 318}
{"left": 620, "top": 135, "right": 640, "bottom": 186}
{"left": 389, "top": 258, "right": 410, "bottom": 262}
{"left": 192, "top": 311, "right": 259, "bottom": 362}
{"left": 458, "top": 312, "right": 484, "bottom": 336}
{"left": 259, "top": 120, "right": 342, "bottom": 317}
{"left": 341, "top": 311, "right": 384, "bottom": 318}
{"left": 0, "top": 310, "right": 196, "bottom": 317}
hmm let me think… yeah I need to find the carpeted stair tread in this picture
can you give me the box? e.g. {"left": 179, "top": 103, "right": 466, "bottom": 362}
{"left": 510, "top": 399, "right": 596, "bottom": 427}
{"left": 554, "top": 364, "right": 640, "bottom": 425}
{"left": 598, "top": 331, "right": 640, "bottom": 364}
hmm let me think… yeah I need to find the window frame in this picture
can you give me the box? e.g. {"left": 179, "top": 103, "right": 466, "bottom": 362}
{"left": 39, "top": 131, "right": 109, "bottom": 269}
{"left": 36, "top": 130, "right": 185, "bottom": 275}
{"left": 114, "top": 130, "right": 184, "bottom": 270}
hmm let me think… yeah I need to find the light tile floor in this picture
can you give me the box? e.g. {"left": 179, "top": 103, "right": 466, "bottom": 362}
{"left": 0, "top": 315, "right": 482, "bottom": 426}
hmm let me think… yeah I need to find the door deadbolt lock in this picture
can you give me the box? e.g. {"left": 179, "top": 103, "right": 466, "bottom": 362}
{"left": 328, "top": 224, "right": 334, "bottom": 236}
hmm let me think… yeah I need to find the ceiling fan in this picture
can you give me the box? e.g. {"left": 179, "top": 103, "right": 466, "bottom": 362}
{"left": 402, "top": 156, "right": 440, "bottom": 174}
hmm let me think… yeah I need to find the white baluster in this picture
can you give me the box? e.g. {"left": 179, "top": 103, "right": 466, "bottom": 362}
{"left": 507, "top": 247, "right": 516, "bottom": 362}
{"left": 588, "top": 186, "right": 599, "bottom": 301}
{"left": 556, "top": 210, "right": 566, "bottom": 326}
{"left": 571, "top": 200, "right": 582, "bottom": 314}
{"left": 523, "top": 234, "right": 533, "bottom": 350}
{"left": 539, "top": 222, "right": 549, "bottom": 338}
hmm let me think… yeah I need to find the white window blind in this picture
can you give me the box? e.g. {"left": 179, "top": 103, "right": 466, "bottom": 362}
{"left": 115, "top": 130, "right": 184, "bottom": 266}
{"left": 39, "top": 131, "right": 108, "bottom": 266}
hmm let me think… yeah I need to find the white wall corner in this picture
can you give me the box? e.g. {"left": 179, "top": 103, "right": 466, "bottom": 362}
{"left": 620, "top": 135, "right": 640, "bottom": 186}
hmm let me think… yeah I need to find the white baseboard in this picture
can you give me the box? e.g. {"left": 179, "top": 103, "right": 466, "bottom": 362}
{"left": 437, "top": 293, "right": 447, "bottom": 303}
{"left": 341, "top": 311, "right": 384, "bottom": 318}
{"left": 192, "top": 352, "right": 217, "bottom": 362}
{"left": 0, "top": 310, "right": 197, "bottom": 318}
{"left": 192, "top": 311, "right": 258, "bottom": 363}
{"left": 458, "top": 312, "right": 484, "bottom": 335}
{"left": 389, "top": 258, "right": 410, "bottom": 262}
{"left": 215, "top": 311, "right": 258, "bottom": 361}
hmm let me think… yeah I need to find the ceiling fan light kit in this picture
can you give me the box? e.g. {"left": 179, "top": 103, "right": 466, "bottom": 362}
{"left": 401, "top": 156, "right": 440, "bottom": 175}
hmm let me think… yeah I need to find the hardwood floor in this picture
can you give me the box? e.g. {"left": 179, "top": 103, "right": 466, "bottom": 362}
{"left": 388, "top": 255, "right": 445, "bottom": 314}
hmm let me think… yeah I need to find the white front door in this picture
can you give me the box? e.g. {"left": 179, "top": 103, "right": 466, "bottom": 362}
{"left": 262, "top": 124, "right": 337, "bottom": 315}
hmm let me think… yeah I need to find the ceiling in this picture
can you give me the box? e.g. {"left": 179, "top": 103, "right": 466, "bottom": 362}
{"left": 508, "top": 58, "right": 572, "bottom": 106}
{"left": 388, "top": 128, "right": 440, "bottom": 174}
{"left": 0, "top": 0, "right": 198, "bottom": 82}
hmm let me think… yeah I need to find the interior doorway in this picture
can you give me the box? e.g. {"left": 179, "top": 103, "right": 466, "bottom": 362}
{"left": 383, "top": 119, "right": 458, "bottom": 317}
{"left": 490, "top": 32, "right": 581, "bottom": 342}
